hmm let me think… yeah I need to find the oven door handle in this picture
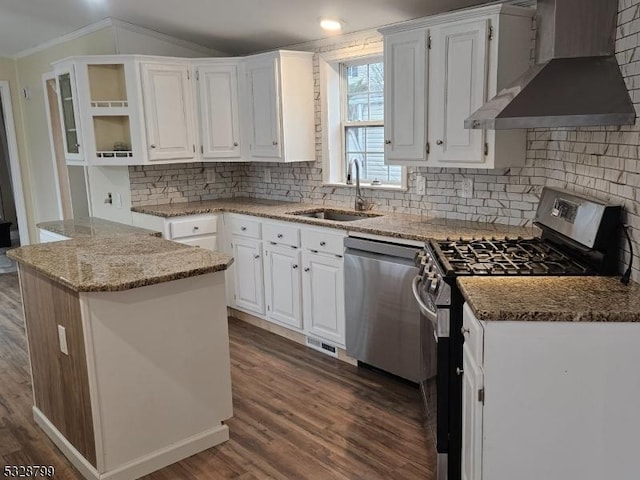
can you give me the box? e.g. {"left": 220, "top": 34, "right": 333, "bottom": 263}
{"left": 412, "top": 275, "right": 438, "bottom": 325}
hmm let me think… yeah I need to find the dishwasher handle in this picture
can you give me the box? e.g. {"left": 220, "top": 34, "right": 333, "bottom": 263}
{"left": 412, "top": 275, "right": 438, "bottom": 325}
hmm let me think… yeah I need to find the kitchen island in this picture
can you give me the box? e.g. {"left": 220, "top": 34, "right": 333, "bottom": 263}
{"left": 7, "top": 232, "right": 234, "bottom": 480}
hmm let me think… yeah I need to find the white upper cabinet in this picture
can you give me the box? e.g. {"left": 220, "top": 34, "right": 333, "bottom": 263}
{"left": 195, "top": 62, "right": 242, "bottom": 160}
{"left": 55, "top": 64, "right": 84, "bottom": 164}
{"left": 380, "top": 4, "right": 533, "bottom": 169}
{"left": 246, "top": 55, "right": 281, "bottom": 158}
{"left": 140, "top": 62, "right": 196, "bottom": 162}
{"left": 383, "top": 29, "right": 428, "bottom": 164}
{"left": 428, "top": 19, "right": 488, "bottom": 165}
{"left": 244, "top": 50, "right": 315, "bottom": 162}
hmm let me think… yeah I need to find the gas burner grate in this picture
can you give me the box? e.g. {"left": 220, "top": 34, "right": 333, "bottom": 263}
{"left": 434, "top": 237, "right": 591, "bottom": 276}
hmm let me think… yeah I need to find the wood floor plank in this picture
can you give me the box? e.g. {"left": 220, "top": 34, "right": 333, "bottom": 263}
{"left": 0, "top": 272, "right": 436, "bottom": 479}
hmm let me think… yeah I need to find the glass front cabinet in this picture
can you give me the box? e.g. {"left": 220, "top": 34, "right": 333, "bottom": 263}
{"left": 55, "top": 66, "right": 84, "bottom": 163}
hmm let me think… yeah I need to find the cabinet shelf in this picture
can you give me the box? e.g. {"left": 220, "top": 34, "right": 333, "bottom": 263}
{"left": 91, "top": 100, "right": 129, "bottom": 108}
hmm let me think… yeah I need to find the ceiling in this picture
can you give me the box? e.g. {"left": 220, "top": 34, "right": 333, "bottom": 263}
{"left": 0, "top": 0, "right": 498, "bottom": 58}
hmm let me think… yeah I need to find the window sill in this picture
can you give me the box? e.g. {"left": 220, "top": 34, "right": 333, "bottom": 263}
{"left": 322, "top": 182, "right": 408, "bottom": 192}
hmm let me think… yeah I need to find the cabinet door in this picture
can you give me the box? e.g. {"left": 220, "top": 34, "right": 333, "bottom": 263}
{"left": 140, "top": 63, "right": 196, "bottom": 161}
{"left": 197, "top": 65, "right": 241, "bottom": 159}
{"left": 56, "top": 67, "right": 84, "bottom": 163}
{"left": 302, "top": 252, "right": 345, "bottom": 346}
{"left": 231, "top": 237, "right": 265, "bottom": 315}
{"left": 462, "top": 342, "right": 484, "bottom": 480}
{"left": 384, "top": 29, "right": 427, "bottom": 164}
{"left": 264, "top": 245, "right": 302, "bottom": 329}
{"left": 246, "top": 56, "right": 281, "bottom": 158}
{"left": 429, "top": 20, "right": 488, "bottom": 164}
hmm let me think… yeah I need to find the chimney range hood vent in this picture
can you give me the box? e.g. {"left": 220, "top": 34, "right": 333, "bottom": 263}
{"left": 466, "top": 0, "right": 636, "bottom": 130}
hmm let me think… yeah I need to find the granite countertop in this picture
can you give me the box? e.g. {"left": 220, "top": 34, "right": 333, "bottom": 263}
{"left": 7, "top": 234, "right": 233, "bottom": 292}
{"left": 37, "top": 217, "right": 161, "bottom": 239}
{"left": 132, "top": 198, "right": 539, "bottom": 241}
{"left": 458, "top": 276, "right": 640, "bottom": 322}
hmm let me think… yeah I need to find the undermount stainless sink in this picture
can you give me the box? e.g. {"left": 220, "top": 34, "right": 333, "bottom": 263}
{"left": 288, "top": 209, "right": 383, "bottom": 222}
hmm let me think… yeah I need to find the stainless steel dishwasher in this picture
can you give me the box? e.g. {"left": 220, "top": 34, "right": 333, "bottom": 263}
{"left": 345, "top": 236, "right": 430, "bottom": 383}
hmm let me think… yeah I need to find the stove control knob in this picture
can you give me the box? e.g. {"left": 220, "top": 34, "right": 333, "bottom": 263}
{"left": 429, "top": 276, "right": 440, "bottom": 293}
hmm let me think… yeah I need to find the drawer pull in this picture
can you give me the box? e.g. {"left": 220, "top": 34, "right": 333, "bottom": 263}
{"left": 241, "top": 226, "right": 247, "bottom": 231}
{"left": 193, "top": 226, "right": 199, "bottom": 231}
{"left": 277, "top": 233, "right": 283, "bottom": 238}
{"left": 320, "top": 241, "right": 326, "bottom": 246}
{"left": 456, "top": 367, "right": 464, "bottom": 376}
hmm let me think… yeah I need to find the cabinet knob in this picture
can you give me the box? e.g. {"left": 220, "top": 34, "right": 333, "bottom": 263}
{"left": 241, "top": 226, "right": 247, "bottom": 231}
{"left": 461, "top": 327, "right": 470, "bottom": 336}
{"left": 436, "top": 140, "right": 443, "bottom": 145}
{"left": 75, "top": 143, "right": 81, "bottom": 148}
{"left": 292, "top": 264, "right": 298, "bottom": 269}
{"left": 304, "top": 267, "right": 310, "bottom": 272}
{"left": 150, "top": 144, "right": 156, "bottom": 149}
{"left": 193, "top": 226, "right": 199, "bottom": 231}
{"left": 320, "top": 241, "right": 326, "bottom": 246}
{"left": 277, "top": 233, "right": 283, "bottom": 238}
{"left": 233, "top": 142, "right": 239, "bottom": 147}
{"left": 254, "top": 254, "right": 260, "bottom": 259}
{"left": 456, "top": 367, "right": 464, "bottom": 376}
{"left": 272, "top": 141, "right": 278, "bottom": 146}
{"left": 385, "top": 139, "right": 391, "bottom": 145}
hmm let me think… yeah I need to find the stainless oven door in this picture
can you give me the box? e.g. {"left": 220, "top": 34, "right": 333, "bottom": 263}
{"left": 413, "top": 275, "right": 450, "bottom": 480}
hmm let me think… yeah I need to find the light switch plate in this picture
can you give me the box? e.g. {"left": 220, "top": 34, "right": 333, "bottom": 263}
{"left": 57, "top": 325, "right": 69, "bottom": 355}
{"left": 461, "top": 178, "right": 474, "bottom": 198}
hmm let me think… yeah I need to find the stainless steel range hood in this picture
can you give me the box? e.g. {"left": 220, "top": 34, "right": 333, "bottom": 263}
{"left": 465, "top": 0, "right": 636, "bottom": 130}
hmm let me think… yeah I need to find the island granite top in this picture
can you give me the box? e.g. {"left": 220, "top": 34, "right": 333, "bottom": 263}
{"left": 37, "top": 217, "right": 161, "bottom": 239}
{"left": 7, "top": 234, "right": 233, "bottom": 293}
{"left": 131, "top": 198, "right": 539, "bottom": 241}
{"left": 458, "top": 276, "right": 640, "bottom": 322}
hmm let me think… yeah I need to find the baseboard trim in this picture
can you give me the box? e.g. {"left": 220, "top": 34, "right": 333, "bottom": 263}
{"left": 228, "top": 308, "right": 357, "bottom": 365}
{"left": 34, "top": 407, "right": 229, "bottom": 480}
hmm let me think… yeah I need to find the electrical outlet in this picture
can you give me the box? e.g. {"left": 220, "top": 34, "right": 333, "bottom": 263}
{"left": 206, "top": 169, "right": 216, "bottom": 183}
{"left": 57, "top": 325, "right": 68, "bottom": 355}
{"left": 461, "top": 178, "right": 474, "bottom": 198}
{"left": 417, "top": 176, "right": 426, "bottom": 195}
{"left": 264, "top": 168, "right": 271, "bottom": 183}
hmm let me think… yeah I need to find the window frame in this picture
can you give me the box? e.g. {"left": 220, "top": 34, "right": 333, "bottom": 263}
{"left": 319, "top": 49, "right": 407, "bottom": 191}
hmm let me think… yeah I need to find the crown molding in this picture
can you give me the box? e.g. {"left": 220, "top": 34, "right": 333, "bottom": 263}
{"left": 12, "top": 18, "right": 114, "bottom": 59}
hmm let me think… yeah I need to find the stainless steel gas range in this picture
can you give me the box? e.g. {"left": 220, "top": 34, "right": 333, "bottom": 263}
{"left": 412, "top": 187, "right": 625, "bottom": 480}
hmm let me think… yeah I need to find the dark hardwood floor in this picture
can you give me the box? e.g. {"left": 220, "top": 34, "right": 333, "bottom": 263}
{"left": 0, "top": 272, "right": 435, "bottom": 479}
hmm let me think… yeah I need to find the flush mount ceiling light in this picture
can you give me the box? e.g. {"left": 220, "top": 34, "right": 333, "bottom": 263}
{"left": 319, "top": 18, "right": 343, "bottom": 31}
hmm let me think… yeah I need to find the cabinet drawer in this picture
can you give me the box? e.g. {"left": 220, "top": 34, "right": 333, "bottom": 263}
{"left": 174, "top": 235, "right": 218, "bottom": 251}
{"left": 301, "top": 228, "right": 345, "bottom": 256}
{"left": 462, "top": 302, "right": 484, "bottom": 364}
{"left": 228, "top": 215, "right": 262, "bottom": 239}
{"left": 169, "top": 216, "right": 218, "bottom": 240}
{"left": 263, "top": 221, "right": 300, "bottom": 248}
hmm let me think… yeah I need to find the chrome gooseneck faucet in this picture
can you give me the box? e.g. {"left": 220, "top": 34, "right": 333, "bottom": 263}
{"left": 347, "top": 158, "right": 367, "bottom": 211}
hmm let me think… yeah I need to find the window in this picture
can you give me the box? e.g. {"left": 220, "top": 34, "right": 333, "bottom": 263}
{"left": 341, "top": 59, "right": 402, "bottom": 186}
{"left": 319, "top": 49, "right": 406, "bottom": 190}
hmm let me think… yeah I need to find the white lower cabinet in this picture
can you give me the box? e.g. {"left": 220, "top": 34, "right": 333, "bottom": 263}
{"left": 462, "top": 302, "right": 640, "bottom": 480}
{"left": 301, "top": 251, "right": 345, "bottom": 347}
{"left": 231, "top": 237, "right": 265, "bottom": 315}
{"left": 264, "top": 244, "right": 302, "bottom": 329}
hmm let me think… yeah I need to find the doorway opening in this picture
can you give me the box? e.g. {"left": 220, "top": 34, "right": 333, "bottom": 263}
{"left": 0, "top": 86, "right": 25, "bottom": 273}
